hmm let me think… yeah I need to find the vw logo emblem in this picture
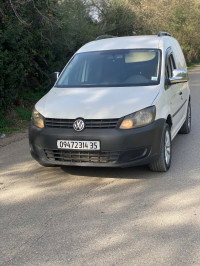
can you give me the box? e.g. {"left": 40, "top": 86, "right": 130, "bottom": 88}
{"left": 73, "top": 119, "right": 85, "bottom": 132}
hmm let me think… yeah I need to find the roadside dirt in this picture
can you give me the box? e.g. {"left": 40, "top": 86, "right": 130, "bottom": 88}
{"left": 0, "top": 130, "right": 28, "bottom": 148}
{"left": 0, "top": 108, "right": 30, "bottom": 148}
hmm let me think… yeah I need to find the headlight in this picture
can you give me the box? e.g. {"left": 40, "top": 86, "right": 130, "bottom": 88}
{"left": 120, "top": 106, "right": 156, "bottom": 130}
{"left": 31, "top": 108, "right": 44, "bottom": 128}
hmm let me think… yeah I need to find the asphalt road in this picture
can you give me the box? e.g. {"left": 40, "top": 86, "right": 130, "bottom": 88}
{"left": 1, "top": 66, "right": 200, "bottom": 266}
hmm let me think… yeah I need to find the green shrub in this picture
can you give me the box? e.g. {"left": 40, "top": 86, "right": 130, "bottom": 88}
{"left": 15, "top": 107, "right": 32, "bottom": 121}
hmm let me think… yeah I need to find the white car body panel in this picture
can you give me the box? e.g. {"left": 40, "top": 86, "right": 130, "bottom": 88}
{"left": 36, "top": 86, "right": 160, "bottom": 119}
{"left": 77, "top": 36, "right": 160, "bottom": 53}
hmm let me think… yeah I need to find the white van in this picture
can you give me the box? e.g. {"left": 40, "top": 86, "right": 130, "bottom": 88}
{"left": 29, "top": 32, "right": 191, "bottom": 172}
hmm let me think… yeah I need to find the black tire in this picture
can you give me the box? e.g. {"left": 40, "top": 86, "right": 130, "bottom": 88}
{"left": 179, "top": 101, "right": 191, "bottom": 134}
{"left": 149, "top": 123, "right": 171, "bottom": 172}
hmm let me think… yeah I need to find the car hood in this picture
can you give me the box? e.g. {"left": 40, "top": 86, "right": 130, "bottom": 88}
{"left": 36, "top": 86, "right": 160, "bottom": 119}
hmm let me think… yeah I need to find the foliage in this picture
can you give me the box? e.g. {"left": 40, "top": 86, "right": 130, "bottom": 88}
{"left": 93, "top": 0, "right": 138, "bottom": 36}
{"left": 0, "top": 0, "right": 64, "bottom": 112}
{"left": 0, "top": 112, "right": 13, "bottom": 128}
{"left": 0, "top": 111, "right": 14, "bottom": 135}
{"left": 14, "top": 106, "right": 32, "bottom": 121}
{"left": 187, "top": 60, "right": 200, "bottom": 70}
{"left": 138, "top": 0, "right": 200, "bottom": 61}
{"left": 0, "top": 0, "right": 200, "bottom": 115}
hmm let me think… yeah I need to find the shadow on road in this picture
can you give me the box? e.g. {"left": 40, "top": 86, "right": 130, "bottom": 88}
{"left": 60, "top": 164, "right": 161, "bottom": 179}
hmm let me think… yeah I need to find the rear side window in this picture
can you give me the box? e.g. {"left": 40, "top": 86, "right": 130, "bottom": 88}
{"left": 166, "top": 54, "right": 176, "bottom": 79}
{"left": 56, "top": 49, "right": 162, "bottom": 88}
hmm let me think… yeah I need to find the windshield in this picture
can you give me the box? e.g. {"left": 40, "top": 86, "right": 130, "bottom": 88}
{"left": 56, "top": 49, "right": 161, "bottom": 87}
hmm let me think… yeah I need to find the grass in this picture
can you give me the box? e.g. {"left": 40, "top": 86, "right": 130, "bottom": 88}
{"left": 0, "top": 114, "right": 16, "bottom": 135}
{"left": 14, "top": 106, "right": 32, "bottom": 121}
{"left": 0, "top": 127, "right": 21, "bottom": 136}
{"left": 0, "top": 90, "right": 46, "bottom": 136}
{"left": 0, "top": 115, "right": 21, "bottom": 136}
{"left": 187, "top": 60, "right": 200, "bottom": 70}
{"left": 0, "top": 107, "right": 31, "bottom": 136}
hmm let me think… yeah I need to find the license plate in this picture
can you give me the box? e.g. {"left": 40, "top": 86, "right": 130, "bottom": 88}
{"left": 57, "top": 140, "right": 100, "bottom": 150}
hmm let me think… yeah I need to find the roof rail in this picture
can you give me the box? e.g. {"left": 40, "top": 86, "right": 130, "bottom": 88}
{"left": 95, "top": 35, "right": 116, "bottom": 41}
{"left": 158, "top": 31, "right": 171, "bottom": 37}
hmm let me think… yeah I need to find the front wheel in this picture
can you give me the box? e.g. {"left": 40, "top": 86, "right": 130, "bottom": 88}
{"left": 149, "top": 123, "right": 171, "bottom": 172}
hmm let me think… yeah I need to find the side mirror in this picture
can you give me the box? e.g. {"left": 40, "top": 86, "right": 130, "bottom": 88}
{"left": 168, "top": 69, "right": 188, "bottom": 85}
{"left": 51, "top": 72, "right": 60, "bottom": 85}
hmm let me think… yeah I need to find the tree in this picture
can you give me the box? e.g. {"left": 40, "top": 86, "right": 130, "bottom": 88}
{"left": 0, "top": 0, "right": 64, "bottom": 110}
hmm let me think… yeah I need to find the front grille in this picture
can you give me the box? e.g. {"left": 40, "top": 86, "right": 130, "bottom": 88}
{"left": 44, "top": 149, "right": 120, "bottom": 164}
{"left": 45, "top": 118, "right": 119, "bottom": 129}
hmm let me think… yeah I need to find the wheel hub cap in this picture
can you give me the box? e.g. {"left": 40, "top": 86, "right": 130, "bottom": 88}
{"left": 165, "top": 130, "right": 171, "bottom": 165}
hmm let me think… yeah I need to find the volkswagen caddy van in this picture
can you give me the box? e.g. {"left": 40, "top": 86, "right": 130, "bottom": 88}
{"left": 29, "top": 32, "right": 191, "bottom": 172}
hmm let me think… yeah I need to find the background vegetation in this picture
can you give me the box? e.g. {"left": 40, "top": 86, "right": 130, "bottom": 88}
{"left": 0, "top": 0, "right": 200, "bottom": 131}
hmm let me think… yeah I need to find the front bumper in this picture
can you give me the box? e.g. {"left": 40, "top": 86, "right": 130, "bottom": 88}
{"left": 29, "top": 119, "right": 165, "bottom": 168}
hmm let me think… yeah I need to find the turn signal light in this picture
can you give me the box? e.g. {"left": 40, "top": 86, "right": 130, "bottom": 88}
{"left": 120, "top": 119, "right": 133, "bottom": 130}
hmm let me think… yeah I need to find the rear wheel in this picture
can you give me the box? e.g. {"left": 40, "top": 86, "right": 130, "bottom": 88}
{"left": 149, "top": 123, "right": 171, "bottom": 172}
{"left": 179, "top": 101, "right": 191, "bottom": 134}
